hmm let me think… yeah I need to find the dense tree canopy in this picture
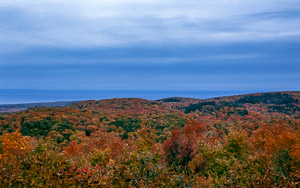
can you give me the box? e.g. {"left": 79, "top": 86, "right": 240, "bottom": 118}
{"left": 0, "top": 92, "right": 299, "bottom": 187}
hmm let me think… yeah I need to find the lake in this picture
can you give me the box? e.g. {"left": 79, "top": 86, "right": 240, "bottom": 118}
{"left": 0, "top": 89, "right": 258, "bottom": 104}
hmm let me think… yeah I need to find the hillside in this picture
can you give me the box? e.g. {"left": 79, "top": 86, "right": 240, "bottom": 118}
{"left": 0, "top": 91, "right": 299, "bottom": 187}
{"left": 0, "top": 101, "right": 80, "bottom": 113}
{"left": 70, "top": 98, "right": 172, "bottom": 114}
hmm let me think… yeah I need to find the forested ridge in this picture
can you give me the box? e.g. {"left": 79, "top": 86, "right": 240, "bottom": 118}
{"left": 0, "top": 91, "right": 299, "bottom": 187}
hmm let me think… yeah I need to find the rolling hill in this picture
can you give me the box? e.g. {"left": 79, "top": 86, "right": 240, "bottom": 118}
{"left": 0, "top": 91, "right": 299, "bottom": 187}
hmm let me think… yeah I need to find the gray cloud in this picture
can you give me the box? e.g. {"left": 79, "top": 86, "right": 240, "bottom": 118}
{"left": 0, "top": 0, "right": 300, "bottom": 50}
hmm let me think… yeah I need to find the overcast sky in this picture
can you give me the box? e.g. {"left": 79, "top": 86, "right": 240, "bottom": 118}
{"left": 0, "top": 0, "right": 299, "bottom": 91}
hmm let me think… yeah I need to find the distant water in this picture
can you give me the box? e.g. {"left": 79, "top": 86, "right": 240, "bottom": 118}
{"left": 0, "top": 89, "right": 257, "bottom": 104}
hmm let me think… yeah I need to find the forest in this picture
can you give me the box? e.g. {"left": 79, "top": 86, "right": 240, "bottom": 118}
{"left": 0, "top": 91, "right": 299, "bottom": 187}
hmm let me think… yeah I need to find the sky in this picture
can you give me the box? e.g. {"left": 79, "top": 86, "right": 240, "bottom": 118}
{"left": 0, "top": 0, "right": 300, "bottom": 91}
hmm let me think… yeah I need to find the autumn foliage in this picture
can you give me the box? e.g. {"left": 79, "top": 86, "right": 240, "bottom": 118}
{"left": 0, "top": 92, "right": 300, "bottom": 186}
